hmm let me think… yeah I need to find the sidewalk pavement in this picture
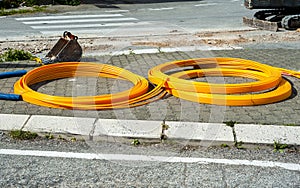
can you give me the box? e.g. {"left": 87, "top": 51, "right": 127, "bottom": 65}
{"left": 0, "top": 49, "right": 299, "bottom": 145}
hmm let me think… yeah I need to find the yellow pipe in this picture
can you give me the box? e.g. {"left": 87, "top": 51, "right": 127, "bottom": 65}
{"left": 13, "top": 58, "right": 299, "bottom": 109}
{"left": 148, "top": 57, "right": 296, "bottom": 106}
{"left": 14, "top": 62, "right": 166, "bottom": 110}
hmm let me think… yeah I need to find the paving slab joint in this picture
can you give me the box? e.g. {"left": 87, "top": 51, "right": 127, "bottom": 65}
{"left": 89, "top": 118, "right": 98, "bottom": 141}
{"left": 160, "top": 119, "right": 169, "bottom": 141}
{"left": 20, "top": 115, "right": 32, "bottom": 131}
{"left": 223, "top": 121, "right": 242, "bottom": 148}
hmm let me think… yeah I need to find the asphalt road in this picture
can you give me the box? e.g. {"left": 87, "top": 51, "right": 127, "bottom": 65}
{"left": 0, "top": 0, "right": 254, "bottom": 39}
{"left": 1, "top": 132, "right": 300, "bottom": 187}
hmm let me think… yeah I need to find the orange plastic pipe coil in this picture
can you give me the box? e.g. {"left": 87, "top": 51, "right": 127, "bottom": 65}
{"left": 148, "top": 57, "right": 299, "bottom": 106}
{"left": 13, "top": 58, "right": 299, "bottom": 109}
{"left": 14, "top": 62, "right": 167, "bottom": 110}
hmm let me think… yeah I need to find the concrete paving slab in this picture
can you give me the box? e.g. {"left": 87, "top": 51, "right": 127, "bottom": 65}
{"left": 93, "top": 119, "right": 162, "bottom": 138}
{"left": 166, "top": 122, "right": 234, "bottom": 142}
{"left": 22, "top": 115, "right": 96, "bottom": 135}
{"left": 0, "top": 114, "right": 29, "bottom": 130}
{"left": 93, "top": 119, "right": 234, "bottom": 142}
{"left": 235, "top": 124, "right": 300, "bottom": 145}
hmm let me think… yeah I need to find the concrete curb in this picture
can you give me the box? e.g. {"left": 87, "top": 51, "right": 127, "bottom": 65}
{"left": 0, "top": 113, "right": 299, "bottom": 145}
{"left": 235, "top": 124, "right": 300, "bottom": 145}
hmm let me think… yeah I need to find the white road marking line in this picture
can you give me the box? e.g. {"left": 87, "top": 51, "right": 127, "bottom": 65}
{"left": 105, "top": 10, "right": 129, "bottom": 13}
{"left": 15, "top": 14, "right": 123, "bottom": 21}
{"left": 30, "top": 22, "right": 146, "bottom": 29}
{"left": 22, "top": 17, "right": 138, "bottom": 25}
{"left": 0, "top": 149, "right": 299, "bottom": 171}
{"left": 39, "top": 29, "right": 114, "bottom": 35}
{"left": 195, "top": 3, "right": 217, "bottom": 7}
{"left": 148, "top": 7, "right": 174, "bottom": 11}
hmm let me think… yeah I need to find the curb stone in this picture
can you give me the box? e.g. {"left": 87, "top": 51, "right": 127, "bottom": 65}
{"left": 0, "top": 114, "right": 29, "bottom": 130}
{"left": 22, "top": 115, "right": 96, "bottom": 136}
{"left": 0, "top": 113, "right": 299, "bottom": 145}
{"left": 235, "top": 124, "right": 300, "bottom": 145}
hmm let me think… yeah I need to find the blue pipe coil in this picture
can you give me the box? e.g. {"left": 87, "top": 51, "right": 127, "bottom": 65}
{"left": 0, "top": 70, "right": 27, "bottom": 101}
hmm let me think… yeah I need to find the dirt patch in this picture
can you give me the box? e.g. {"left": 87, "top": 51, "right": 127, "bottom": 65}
{"left": 0, "top": 37, "right": 114, "bottom": 57}
{"left": 0, "top": 29, "right": 299, "bottom": 56}
{"left": 194, "top": 29, "right": 300, "bottom": 47}
{"left": 44, "top": 4, "right": 100, "bottom": 13}
{"left": 129, "top": 29, "right": 300, "bottom": 50}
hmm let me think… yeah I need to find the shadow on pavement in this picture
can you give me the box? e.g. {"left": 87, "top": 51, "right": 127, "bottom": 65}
{"left": 82, "top": 0, "right": 203, "bottom": 4}
{"left": 0, "top": 63, "right": 39, "bottom": 69}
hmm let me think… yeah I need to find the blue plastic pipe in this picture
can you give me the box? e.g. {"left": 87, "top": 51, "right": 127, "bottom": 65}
{"left": 0, "top": 70, "right": 27, "bottom": 101}
{"left": 0, "top": 93, "right": 22, "bottom": 100}
{"left": 0, "top": 70, "right": 27, "bottom": 79}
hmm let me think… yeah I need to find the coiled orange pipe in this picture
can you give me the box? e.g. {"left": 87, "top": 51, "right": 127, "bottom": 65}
{"left": 14, "top": 58, "right": 299, "bottom": 109}
{"left": 148, "top": 57, "right": 298, "bottom": 106}
{"left": 14, "top": 62, "right": 166, "bottom": 110}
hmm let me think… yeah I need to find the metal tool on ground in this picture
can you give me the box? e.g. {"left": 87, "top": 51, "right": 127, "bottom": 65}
{"left": 243, "top": 0, "right": 300, "bottom": 31}
{"left": 36, "top": 31, "right": 82, "bottom": 65}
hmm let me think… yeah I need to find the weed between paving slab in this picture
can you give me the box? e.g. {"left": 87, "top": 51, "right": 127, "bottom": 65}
{"left": 1, "top": 129, "right": 299, "bottom": 154}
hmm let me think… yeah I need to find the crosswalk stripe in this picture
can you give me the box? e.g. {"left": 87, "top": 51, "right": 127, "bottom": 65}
{"left": 22, "top": 17, "right": 138, "bottom": 25}
{"left": 40, "top": 29, "right": 115, "bottom": 35}
{"left": 105, "top": 10, "right": 129, "bottom": 13}
{"left": 31, "top": 22, "right": 147, "bottom": 29}
{"left": 194, "top": 3, "right": 217, "bottom": 7}
{"left": 15, "top": 13, "right": 145, "bottom": 36}
{"left": 15, "top": 14, "right": 123, "bottom": 21}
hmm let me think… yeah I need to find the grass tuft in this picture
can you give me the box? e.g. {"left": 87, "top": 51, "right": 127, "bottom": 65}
{"left": 0, "top": 48, "right": 35, "bottom": 62}
{"left": 0, "top": 6, "right": 46, "bottom": 16}
{"left": 9, "top": 130, "right": 38, "bottom": 140}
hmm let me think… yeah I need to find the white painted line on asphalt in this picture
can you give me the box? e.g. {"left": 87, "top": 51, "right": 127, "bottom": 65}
{"left": 0, "top": 114, "right": 29, "bottom": 130}
{"left": 195, "top": 3, "right": 217, "bottom": 7}
{"left": 22, "top": 17, "right": 138, "bottom": 25}
{"left": 31, "top": 22, "right": 147, "bottom": 29}
{"left": 148, "top": 7, "right": 174, "bottom": 11}
{"left": 15, "top": 14, "right": 123, "bottom": 21}
{"left": 0, "top": 149, "right": 299, "bottom": 171}
{"left": 105, "top": 10, "right": 129, "bottom": 13}
{"left": 39, "top": 29, "right": 107, "bottom": 36}
{"left": 235, "top": 124, "right": 300, "bottom": 145}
